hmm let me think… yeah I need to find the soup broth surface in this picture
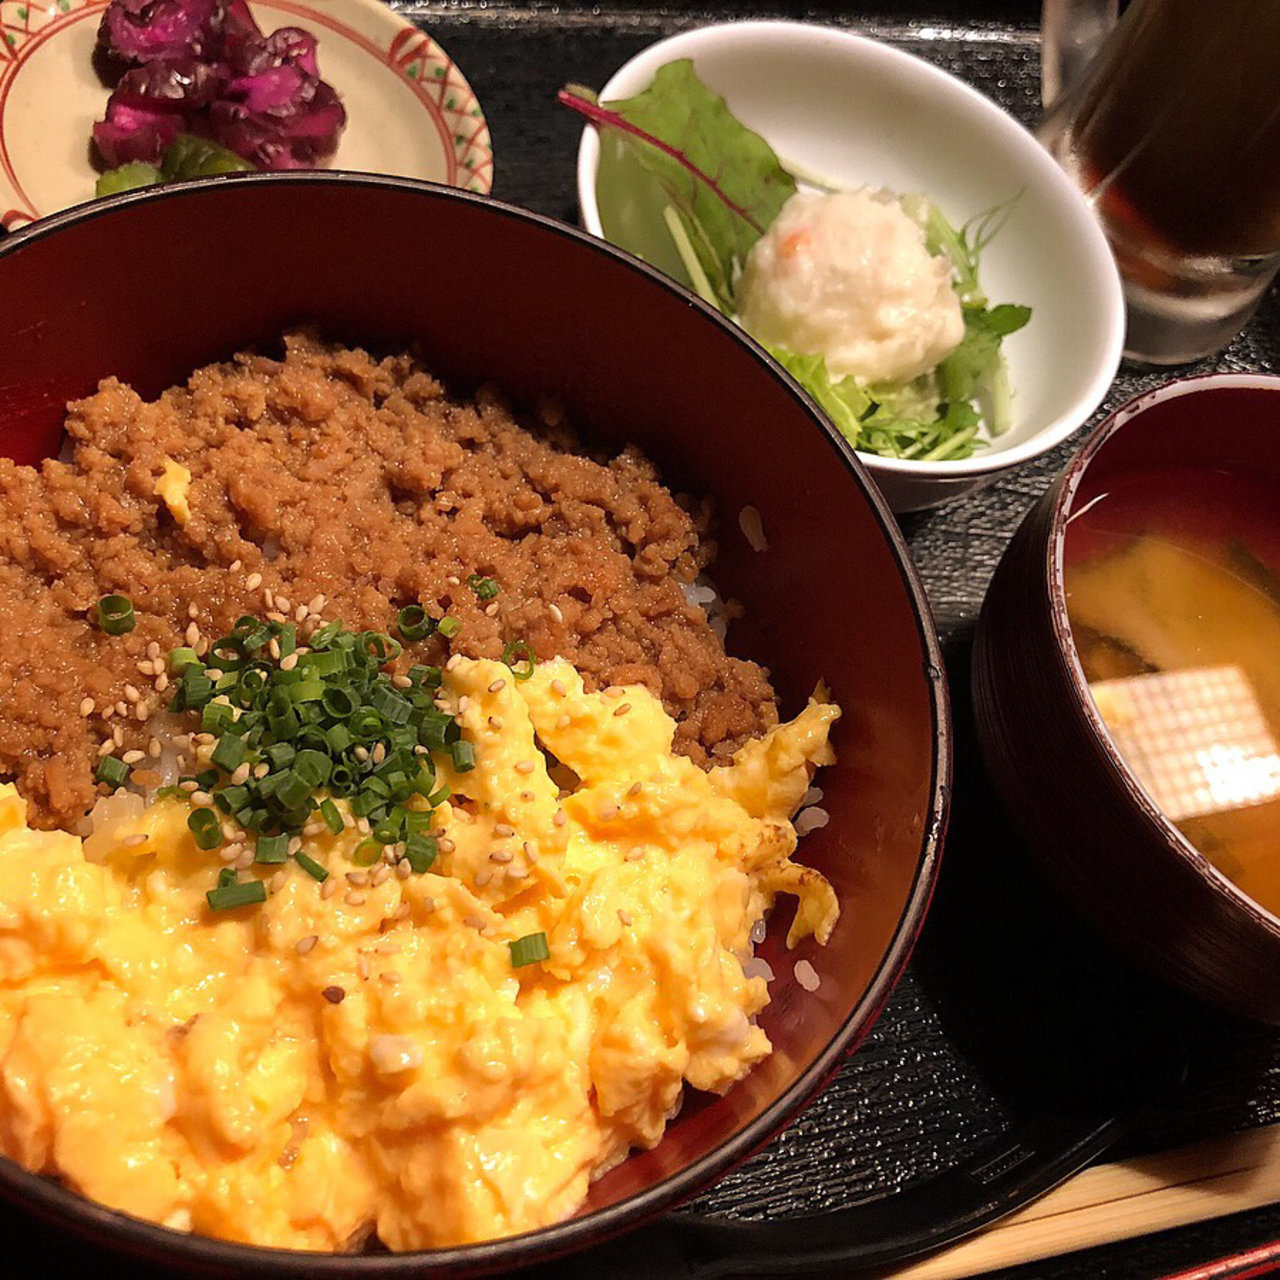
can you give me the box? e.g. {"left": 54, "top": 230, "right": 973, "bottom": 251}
{"left": 1064, "top": 466, "right": 1280, "bottom": 916}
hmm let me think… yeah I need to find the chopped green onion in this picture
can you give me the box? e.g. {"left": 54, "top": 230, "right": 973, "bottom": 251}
{"left": 168, "top": 646, "right": 200, "bottom": 673}
{"left": 405, "top": 832, "right": 438, "bottom": 873}
{"left": 437, "top": 615, "right": 461, "bottom": 639}
{"left": 95, "top": 754, "right": 132, "bottom": 788}
{"left": 468, "top": 574, "right": 500, "bottom": 601}
{"left": 319, "top": 799, "right": 344, "bottom": 834}
{"left": 396, "top": 605, "right": 433, "bottom": 642}
{"left": 509, "top": 932, "right": 550, "bottom": 967}
{"left": 450, "top": 739, "right": 476, "bottom": 772}
{"left": 207, "top": 879, "right": 267, "bottom": 911}
{"left": 188, "top": 807, "right": 222, "bottom": 850}
{"left": 96, "top": 594, "right": 136, "bottom": 635}
{"left": 352, "top": 839, "right": 382, "bottom": 866}
{"left": 255, "top": 834, "right": 290, "bottom": 864}
{"left": 294, "top": 850, "right": 328, "bottom": 882}
{"left": 217, "top": 867, "right": 237, "bottom": 888}
{"left": 211, "top": 734, "right": 249, "bottom": 772}
{"left": 502, "top": 641, "right": 536, "bottom": 681}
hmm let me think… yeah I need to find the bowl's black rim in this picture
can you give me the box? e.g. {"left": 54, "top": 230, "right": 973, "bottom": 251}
{"left": 0, "top": 170, "right": 952, "bottom": 1275}
{"left": 1045, "top": 373, "right": 1280, "bottom": 942}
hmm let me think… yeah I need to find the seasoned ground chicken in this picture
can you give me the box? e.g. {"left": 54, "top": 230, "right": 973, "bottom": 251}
{"left": 0, "top": 333, "right": 777, "bottom": 829}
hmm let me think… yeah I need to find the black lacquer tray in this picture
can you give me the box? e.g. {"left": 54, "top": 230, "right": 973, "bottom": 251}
{"left": 8, "top": 4, "right": 1280, "bottom": 1277}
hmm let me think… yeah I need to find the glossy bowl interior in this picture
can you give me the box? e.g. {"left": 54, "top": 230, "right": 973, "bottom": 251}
{"left": 0, "top": 174, "right": 948, "bottom": 1273}
{"left": 575, "top": 20, "right": 1125, "bottom": 512}
{"left": 974, "top": 374, "right": 1280, "bottom": 1024}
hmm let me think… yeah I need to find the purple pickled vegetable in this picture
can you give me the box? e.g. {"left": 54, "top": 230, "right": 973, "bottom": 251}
{"left": 91, "top": 0, "right": 344, "bottom": 175}
{"left": 210, "top": 24, "right": 345, "bottom": 168}
{"left": 96, "top": 0, "right": 222, "bottom": 67}
{"left": 92, "top": 100, "right": 184, "bottom": 166}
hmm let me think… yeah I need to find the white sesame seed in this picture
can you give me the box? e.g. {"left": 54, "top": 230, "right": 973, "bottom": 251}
{"left": 303, "top": 822, "right": 325, "bottom": 838}
{"left": 321, "top": 877, "right": 339, "bottom": 900}
{"left": 484, "top": 602, "right": 499, "bottom": 617}
{"left": 599, "top": 804, "right": 619, "bottom": 822}
{"left": 488, "top": 679, "right": 506, "bottom": 693}
{"left": 372, "top": 742, "right": 387, "bottom": 765}
{"left": 235, "top": 850, "right": 254, "bottom": 870}
{"left": 294, "top": 603, "right": 308, "bottom": 623}
{"left": 794, "top": 960, "right": 821, "bottom": 992}
{"left": 488, "top": 716, "right": 503, "bottom": 731}
{"left": 270, "top": 871, "right": 287, "bottom": 893}
{"left": 515, "top": 760, "right": 535, "bottom": 775}
{"left": 180, "top": 779, "right": 199, "bottom": 792}
{"left": 418, "top": 898, "right": 434, "bottom": 915}
{"left": 219, "top": 845, "right": 240, "bottom": 864}
{"left": 296, "top": 935, "right": 318, "bottom": 955}
{"left": 618, "top": 909, "right": 632, "bottom": 926}
{"left": 137, "top": 659, "right": 155, "bottom": 677}
{"left": 229, "top": 560, "right": 242, "bottom": 573}
{"left": 124, "top": 683, "right": 141, "bottom": 702}
{"left": 102, "top": 704, "right": 115, "bottom": 720}
{"left": 551, "top": 679, "right": 567, "bottom": 696}
{"left": 346, "top": 891, "right": 367, "bottom": 906}
{"left": 414, "top": 743, "right": 429, "bottom": 755}
{"left": 371, "top": 865, "right": 391, "bottom": 886}
{"left": 346, "top": 871, "right": 368, "bottom": 886}
{"left": 357, "top": 818, "right": 371, "bottom": 836}
{"left": 464, "top": 914, "right": 485, "bottom": 932}
{"left": 446, "top": 575, "right": 461, "bottom": 586}
{"left": 268, "top": 637, "right": 281, "bottom": 660}
{"left": 195, "top": 638, "right": 210, "bottom": 656}
{"left": 264, "top": 589, "right": 275, "bottom": 610}
{"left": 191, "top": 790, "right": 213, "bottom": 805}
{"left": 475, "top": 869, "right": 493, "bottom": 887}
{"left": 381, "top": 971, "right": 401, "bottom": 985}
{"left": 113, "top": 724, "right": 125, "bottom": 745}
{"left": 185, "top": 621, "right": 200, "bottom": 646}
{"left": 187, "top": 603, "right": 199, "bottom": 620}
{"left": 276, "top": 597, "right": 291, "bottom": 614}
{"left": 438, "top": 837, "right": 456, "bottom": 853}
{"left": 279, "top": 652, "right": 299, "bottom": 672}
{"left": 549, "top": 604, "right": 564, "bottom": 624}
{"left": 376, "top": 941, "right": 400, "bottom": 955}
{"left": 226, "top": 762, "right": 248, "bottom": 786}
{"left": 135, "top": 702, "right": 150, "bottom": 722}
{"left": 357, "top": 952, "right": 371, "bottom": 979}
{"left": 445, "top": 654, "right": 461, "bottom": 672}
{"left": 253, "top": 762, "right": 270, "bottom": 779}
{"left": 613, "top": 703, "right": 631, "bottom": 718}
{"left": 489, "top": 849, "right": 512, "bottom": 864}
{"left": 246, "top": 572, "right": 263, "bottom": 590}
{"left": 353, "top": 746, "right": 369, "bottom": 762}
{"left": 147, "top": 641, "right": 161, "bottom": 660}
{"left": 493, "top": 823, "right": 514, "bottom": 838}
{"left": 393, "top": 674, "right": 412, "bottom": 689}
{"left": 97, "top": 739, "right": 114, "bottom": 757}
{"left": 308, "top": 594, "right": 326, "bottom": 614}
{"left": 457, "top": 695, "right": 471, "bottom": 714}
{"left": 605, "top": 686, "right": 625, "bottom": 699}
{"left": 155, "top": 672, "right": 169, "bottom": 692}
{"left": 396, "top": 859, "right": 413, "bottom": 879}
{"left": 628, "top": 782, "right": 642, "bottom": 797}
{"left": 148, "top": 738, "right": 162, "bottom": 758}
{"left": 203, "top": 668, "right": 222, "bottom": 681}
{"left": 122, "top": 749, "right": 145, "bottom": 764}
{"left": 556, "top": 714, "right": 571, "bottom": 730}
{"left": 121, "top": 833, "right": 148, "bottom": 848}
{"left": 505, "top": 865, "right": 528, "bottom": 881}
{"left": 553, "top": 810, "right": 566, "bottom": 827}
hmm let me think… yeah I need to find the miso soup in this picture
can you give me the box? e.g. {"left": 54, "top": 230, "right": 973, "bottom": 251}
{"left": 1064, "top": 467, "right": 1280, "bottom": 916}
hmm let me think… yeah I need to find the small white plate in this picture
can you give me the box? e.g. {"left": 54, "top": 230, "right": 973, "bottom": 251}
{"left": 0, "top": 0, "right": 492, "bottom": 231}
{"left": 576, "top": 22, "right": 1124, "bottom": 512}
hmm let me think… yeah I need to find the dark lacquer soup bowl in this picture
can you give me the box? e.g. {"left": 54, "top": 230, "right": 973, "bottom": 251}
{"left": 974, "top": 374, "right": 1280, "bottom": 1026}
{"left": 0, "top": 175, "right": 948, "bottom": 1274}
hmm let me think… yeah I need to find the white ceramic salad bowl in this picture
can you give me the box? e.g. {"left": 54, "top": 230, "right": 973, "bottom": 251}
{"left": 575, "top": 20, "right": 1124, "bottom": 513}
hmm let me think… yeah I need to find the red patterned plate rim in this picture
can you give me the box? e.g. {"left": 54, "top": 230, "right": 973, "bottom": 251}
{"left": 0, "top": 0, "right": 493, "bottom": 230}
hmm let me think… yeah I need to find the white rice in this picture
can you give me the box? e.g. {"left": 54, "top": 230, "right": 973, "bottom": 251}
{"left": 739, "top": 505, "right": 768, "bottom": 552}
{"left": 794, "top": 959, "right": 821, "bottom": 992}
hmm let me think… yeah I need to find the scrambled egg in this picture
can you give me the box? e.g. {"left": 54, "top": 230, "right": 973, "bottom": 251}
{"left": 0, "top": 657, "right": 838, "bottom": 1251}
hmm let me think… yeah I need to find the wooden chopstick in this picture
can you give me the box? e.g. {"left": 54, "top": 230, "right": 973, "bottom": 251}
{"left": 862, "top": 1123, "right": 1280, "bottom": 1280}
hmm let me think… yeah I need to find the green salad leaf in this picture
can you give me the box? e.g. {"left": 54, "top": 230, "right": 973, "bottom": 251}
{"left": 559, "top": 62, "right": 795, "bottom": 312}
{"left": 561, "top": 64, "right": 1032, "bottom": 462}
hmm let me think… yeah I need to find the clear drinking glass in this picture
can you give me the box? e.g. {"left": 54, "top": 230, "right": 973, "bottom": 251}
{"left": 1040, "top": 0, "right": 1280, "bottom": 365}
